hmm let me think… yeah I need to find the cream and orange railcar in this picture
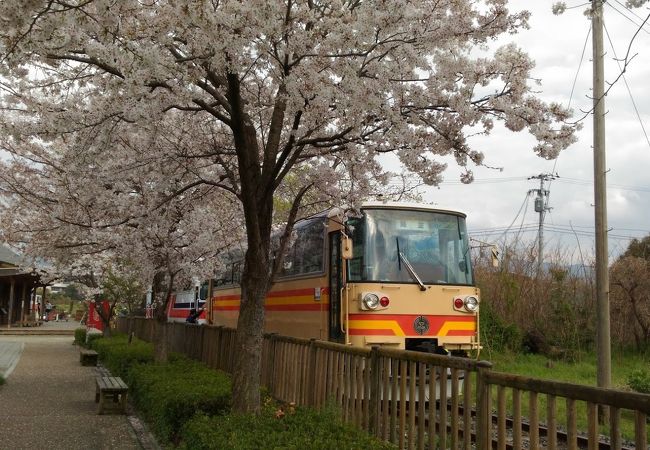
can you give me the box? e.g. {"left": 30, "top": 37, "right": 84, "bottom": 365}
{"left": 209, "top": 202, "right": 481, "bottom": 356}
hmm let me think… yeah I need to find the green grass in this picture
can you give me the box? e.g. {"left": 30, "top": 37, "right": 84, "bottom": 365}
{"left": 488, "top": 350, "right": 650, "bottom": 388}
{"left": 483, "top": 351, "right": 650, "bottom": 442}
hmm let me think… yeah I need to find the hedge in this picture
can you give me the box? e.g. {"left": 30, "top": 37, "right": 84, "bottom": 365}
{"left": 74, "top": 328, "right": 87, "bottom": 346}
{"left": 128, "top": 355, "right": 231, "bottom": 444}
{"left": 90, "top": 335, "right": 395, "bottom": 449}
{"left": 89, "top": 334, "right": 154, "bottom": 378}
{"left": 178, "top": 404, "right": 397, "bottom": 450}
{"left": 86, "top": 332, "right": 103, "bottom": 348}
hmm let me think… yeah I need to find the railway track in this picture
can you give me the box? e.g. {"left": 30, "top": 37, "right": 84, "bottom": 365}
{"left": 401, "top": 400, "right": 637, "bottom": 450}
{"left": 449, "top": 401, "right": 635, "bottom": 450}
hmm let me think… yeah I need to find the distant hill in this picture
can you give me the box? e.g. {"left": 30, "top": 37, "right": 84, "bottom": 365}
{"left": 561, "top": 263, "right": 595, "bottom": 279}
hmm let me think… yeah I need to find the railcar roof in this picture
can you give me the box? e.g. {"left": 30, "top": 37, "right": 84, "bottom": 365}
{"left": 360, "top": 201, "right": 467, "bottom": 217}
{"left": 295, "top": 202, "right": 467, "bottom": 225}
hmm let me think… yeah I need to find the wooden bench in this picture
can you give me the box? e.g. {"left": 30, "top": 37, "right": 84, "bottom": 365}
{"left": 79, "top": 349, "right": 98, "bottom": 366}
{"left": 95, "top": 376, "right": 128, "bottom": 414}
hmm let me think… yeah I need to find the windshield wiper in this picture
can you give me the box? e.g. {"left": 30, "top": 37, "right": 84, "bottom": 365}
{"left": 398, "top": 251, "right": 427, "bottom": 292}
{"left": 395, "top": 237, "right": 402, "bottom": 271}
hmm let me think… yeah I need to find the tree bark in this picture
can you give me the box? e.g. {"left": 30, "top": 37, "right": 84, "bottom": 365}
{"left": 153, "top": 318, "right": 168, "bottom": 362}
{"left": 228, "top": 72, "right": 281, "bottom": 414}
{"left": 231, "top": 173, "right": 274, "bottom": 413}
{"left": 152, "top": 270, "right": 175, "bottom": 363}
{"left": 231, "top": 247, "right": 271, "bottom": 413}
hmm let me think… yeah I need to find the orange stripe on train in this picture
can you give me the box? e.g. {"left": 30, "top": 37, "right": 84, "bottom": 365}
{"left": 347, "top": 314, "right": 476, "bottom": 337}
{"left": 212, "top": 287, "right": 329, "bottom": 312}
{"left": 215, "top": 287, "right": 329, "bottom": 302}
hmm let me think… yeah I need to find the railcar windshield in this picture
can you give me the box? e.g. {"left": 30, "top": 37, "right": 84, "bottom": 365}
{"left": 348, "top": 208, "right": 473, "bottom": 285}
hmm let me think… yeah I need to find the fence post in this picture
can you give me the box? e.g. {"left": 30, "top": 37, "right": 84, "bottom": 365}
{"left": 199, "top": 324, "right": 207, "bottom": 363}
{"left": 148, "top": 318, "right": 154, "bottom": 342}
{"left": 215, "top": 326, "right": 224, "bottom": 370}
{"left": 476, "top": 361, "right": 492, "bottom": 450}
{"left": 308, "top": 338, "right": 317, "bottom": 407}
{"left": 267, "top": 333, "right": 278, "bottom": 397}
{"left": 369, "top": 346, "right": 380, "bottom": 436}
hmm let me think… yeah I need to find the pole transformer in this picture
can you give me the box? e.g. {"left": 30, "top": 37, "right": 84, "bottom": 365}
{"left": 528, "top": 173, "right": 557, "bottom": 275}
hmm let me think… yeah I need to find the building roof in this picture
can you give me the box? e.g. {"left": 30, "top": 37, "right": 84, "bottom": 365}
{"left": 0, "top": 245, "right": 23, "bottom": 267}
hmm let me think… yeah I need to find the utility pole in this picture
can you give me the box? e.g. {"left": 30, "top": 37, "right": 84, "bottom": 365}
{"left": 592, "top": 0, "right": 611, "bottom": 398}
{"left": 528, "top": 173, "right": 557, "bottom": 275}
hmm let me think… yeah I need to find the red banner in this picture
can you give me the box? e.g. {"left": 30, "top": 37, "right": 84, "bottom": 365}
{"left": 87, "top": 301, "right": 110, "bottom": 331}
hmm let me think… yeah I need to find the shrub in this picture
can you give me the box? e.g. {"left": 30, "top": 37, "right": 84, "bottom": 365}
{"left": 628, "top": 369, "right": 650, "bottom": 394}
{"left": 74, "top": 328, "right": 87, "bottom": 346}
{"left": 178, "top": 404, "right": 396, "bottom": 450}
{"left": 128, "top": 355, "right": 231, "bottom": 444}
{"left": 479, "top": 300, "right": 522, "bottom": 354}
{"left": 86, "top": 332, "right": 103, "bottom": 347}
{"left": 0, "top": 374, "right": 5, "bottom": 386}
{"left": 90, "top": 334, "right": 153, "bottom": 378}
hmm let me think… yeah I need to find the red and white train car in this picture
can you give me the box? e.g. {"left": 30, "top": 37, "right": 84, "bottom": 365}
{"left": 166, "top": 284, "right": 208, "bottom": 325}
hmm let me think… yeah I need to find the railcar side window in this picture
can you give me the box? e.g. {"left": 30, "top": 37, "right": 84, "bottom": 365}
{"left": 347, "top": 217, "right": 364, "bottom": 280}
{"left": 214, "top": 250, "right": 243, "bottom": 287}
{"left": 277, "top": 218, "right": 326, "bottom": 278}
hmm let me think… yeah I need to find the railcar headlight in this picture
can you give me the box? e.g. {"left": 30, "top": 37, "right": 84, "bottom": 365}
{"left": 464, "top": 296, "right": 479, "bottom": 312}
{"left": 362, "top": 293, "right": 380, "bottom": 310}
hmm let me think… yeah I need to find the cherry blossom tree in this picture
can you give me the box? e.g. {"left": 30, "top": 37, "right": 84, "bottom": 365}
{"left": 1, "top": 0, "right": 580, "bottom": 412}
{"left": 0, "top": 119, "right": 243, "bottom": 358}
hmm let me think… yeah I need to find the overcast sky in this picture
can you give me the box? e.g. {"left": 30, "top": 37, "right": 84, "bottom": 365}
{"left": 416, "top": 0, "right": 650, "bottom": 264}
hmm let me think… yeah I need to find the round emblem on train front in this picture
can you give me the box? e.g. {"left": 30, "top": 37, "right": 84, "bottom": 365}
{"left": 413, "top": 316, "right": 430, "bottom": 335}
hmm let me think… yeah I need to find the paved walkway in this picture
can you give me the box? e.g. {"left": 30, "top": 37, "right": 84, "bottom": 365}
{"left": 0, "top": 317, "right": 81, "bottom": 335}
{"left": 0, "top": 334, "right": 151, "bottom": 449}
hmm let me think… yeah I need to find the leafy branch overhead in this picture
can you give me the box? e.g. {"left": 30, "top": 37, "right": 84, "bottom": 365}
{"left": 1, "top": 1, "right": 577, "bottom": 198}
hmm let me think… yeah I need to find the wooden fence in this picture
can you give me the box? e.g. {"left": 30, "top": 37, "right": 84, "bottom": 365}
{"left": 117, "top": 318, "right": 650, "bottom": 450}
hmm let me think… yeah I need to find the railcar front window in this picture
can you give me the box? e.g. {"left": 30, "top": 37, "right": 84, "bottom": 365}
{"left": 348, "top": 209, "right": 473, "bottom": 285}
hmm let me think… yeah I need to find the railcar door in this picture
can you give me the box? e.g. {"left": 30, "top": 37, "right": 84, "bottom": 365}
{"left": 328, "top": 232, "right": 345, "bottom": 343}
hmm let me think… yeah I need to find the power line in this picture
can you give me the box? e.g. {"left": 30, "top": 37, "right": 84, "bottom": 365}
{"left": 431, "top": 176, "right": 650, "bottom": 192}
{"left": 606, "top": 1, "right": 650, "bottom": 34}
{"left": 498, "top": 191, "right": 532, "bottom": 243}
{"left": 613, "top": 0, "right": 647, "bottom": 20}
{"left": 514, "top": 189, "right": 532, "bottom": 245}
{"left": 567, "top": 24, "right": 593, "bottom": 111}
{"left": 436, "top": 176, "right": 527, "bottom": 185}
{"left": 550, "top": 22, "right": 592, "bottom": 198}
{"left": 469, "top": 226, "right": 641, "bottom": 241}
{"left": 603, "top": 22, "right": 650, "bottom": 152}
{"left": 555, "top": 177, "right": 650, "bottom": 192}
{"left": 471, "top": 220, "right": 649, "bottom": 232}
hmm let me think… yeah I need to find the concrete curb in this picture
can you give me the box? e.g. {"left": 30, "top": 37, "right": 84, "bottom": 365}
{"left": 0, "top": 341, "right": 24, "bottom": 379}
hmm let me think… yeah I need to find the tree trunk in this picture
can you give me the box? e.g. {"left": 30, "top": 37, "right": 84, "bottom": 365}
{"left": 232, "top": 243, "right": 271, "bottom": 414}
{"left": 228, "top": 72, "right": 279, "bottom": 413}
{"left": 152, "top": 270, "right": 175, "bottom": 363}
{"left": 102, "top": 324, "right": 112, "bottom": 338}
{"left": 153, "top": 318, "right": 168, "bottom": 362}
{"left": 94, "top": 300, "right": 114, "bottom": 338}
{"left": 230, "top": 144, "right": 274, "bottom": 413}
